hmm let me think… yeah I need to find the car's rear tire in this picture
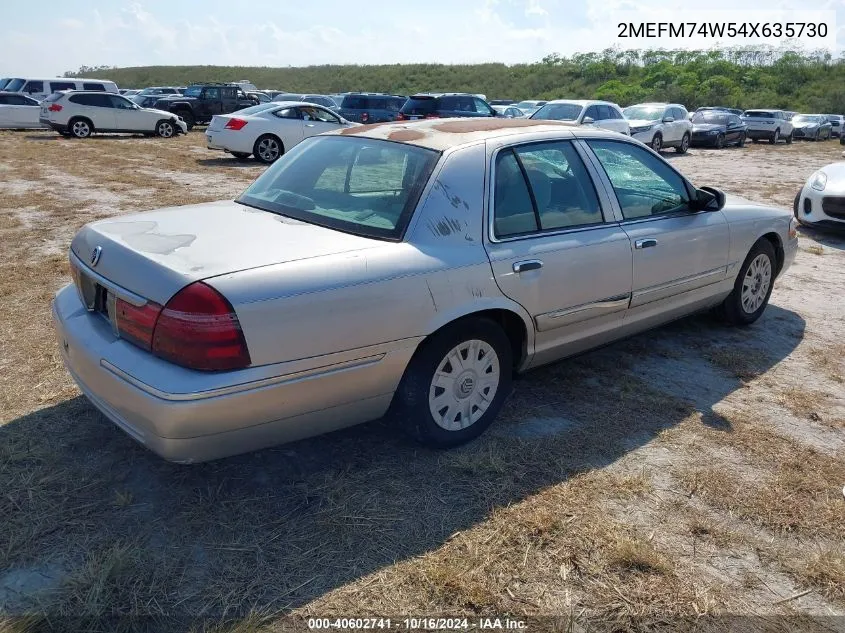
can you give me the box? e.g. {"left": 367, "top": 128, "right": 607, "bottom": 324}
{"left": 785, "top": 131, "right": 793, "bottom": 145}
{"left": 770, "top": 128, "right": 780, "bottom": 144}
{"left": 231, "top": 152, "right": 250, "bottom": 160}
{"left": 737, "top": 133, "right": 746, "bottom": 147}
{"left": 176, "top": 110, "right": 194, "bottom": 130}
{"left": 156, "top": 119, "right": 176, "bottom": 138}
{"left": 253, "top": 134, "right": 283, "bottom": 163}
{"left": 68, "top": 117, "right": 93, "bottom": 139}
{"left": 719, "top": 239, "right": 777, "bottom": 326}
{"left": 390, "top": 318, "right": 513, "bottom": 448}
{"left": 651, "top": 133, "right": 663, "bottom": 152}
{"left": 676, "top": 133, "right": 690, "bottom": 154}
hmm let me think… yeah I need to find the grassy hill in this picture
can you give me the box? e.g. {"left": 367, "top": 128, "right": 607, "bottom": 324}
{"left": 67, "top": 47, "right": 845, "bottom": 112}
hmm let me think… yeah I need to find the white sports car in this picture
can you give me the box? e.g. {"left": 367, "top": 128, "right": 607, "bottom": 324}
{"left": 794, "top": 162, "right": 845, "bottom": 231}
{"left": 0, "top": 91, "right": 48, "bottom": 129}
{"left": 206, "top": 101, "right": 359, "bottom": 163}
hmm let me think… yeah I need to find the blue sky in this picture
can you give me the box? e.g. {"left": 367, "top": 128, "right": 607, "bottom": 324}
{"left": 3, "top": 0, "right": 844, "bottom": 77}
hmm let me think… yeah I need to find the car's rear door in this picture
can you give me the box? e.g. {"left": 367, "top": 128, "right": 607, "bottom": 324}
{"left": 483, "top": 138, "right": 634, "bottom": 367}
{"left": 582, "top": 139, "right": 730, "bottom": 326}
{"left": 76, "top": 93, "right": 117, "bottom": 130}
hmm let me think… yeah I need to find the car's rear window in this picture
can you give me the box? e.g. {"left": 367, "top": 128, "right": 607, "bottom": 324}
{"left": 744, "top": 111, "right": 774, "bottom": 118}
{"left": 237, "top": 136, "right": 440, "bottom": 240}
{"left": 43, "top": 92, "right": 65, "bottom": 102}
{"left": 400, "top": 97, "right": 437, "bottom": 114}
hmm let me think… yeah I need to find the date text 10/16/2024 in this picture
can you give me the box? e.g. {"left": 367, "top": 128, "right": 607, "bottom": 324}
{"left": 307, "top": 618, "right": 527, "bottom": 630}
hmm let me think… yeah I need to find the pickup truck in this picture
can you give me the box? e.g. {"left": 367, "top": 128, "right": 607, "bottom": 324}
{"left": 153, "top": 83, "right": 258, "bottom": 130}
{"left": 741, "top": 109, "right": 794, "bottom": 145}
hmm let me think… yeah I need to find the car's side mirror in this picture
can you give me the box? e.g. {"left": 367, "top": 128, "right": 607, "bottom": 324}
{"left": 662, "top": 116, "right": 675, "bottom": 123}
{"left": 582, "top": 116, "right": 595, "bottom": 124}
{"left": 692, "top": 186, "right": 726, "bottom": 212}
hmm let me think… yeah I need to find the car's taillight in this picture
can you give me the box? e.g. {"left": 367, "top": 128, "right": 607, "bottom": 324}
{"left": 395, "top": 112, "right": 406, "bottom": 121}
{"left": 48, "top": 104, "right": 63, "bottom": 112}
{"left": 361, "top": 112, "right": 369, "bottom": 123}
{"left": 151, "top": 282, "right": 251, "bottom": 371}
{"left": 115, "top": 298, "right": 162, "bottom": 350}
{"left": 224, "top": 118, "right": 248, "bottom": 131}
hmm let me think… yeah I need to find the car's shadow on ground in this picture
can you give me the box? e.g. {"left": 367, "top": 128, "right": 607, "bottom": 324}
{"left": 195, "top": 157, "right": 263, "bottom": 168}
{"left": 0, "top": 306, "right": 805, "bottom": 628}
{"left": 798, "top": 224, "right": 845, "bottom": 250}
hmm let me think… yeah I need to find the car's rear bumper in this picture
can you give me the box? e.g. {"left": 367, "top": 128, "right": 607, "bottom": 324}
{"left": 52, "top": 284, "right": 412, "bottom": 463}
{"left": 746, "top": 128, "right": 777, "bottom": 139}
{"left": 205, "top": 129, "right": 253, "bottom": 154}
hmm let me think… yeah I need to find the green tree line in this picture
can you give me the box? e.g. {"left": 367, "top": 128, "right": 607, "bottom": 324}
{"left": 65, "top": 46, "right": 845, "bottom": 112}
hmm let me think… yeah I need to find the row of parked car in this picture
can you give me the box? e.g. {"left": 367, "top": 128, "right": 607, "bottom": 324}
{"left": 3, "top": 75, "right": 844, "bottom": 161}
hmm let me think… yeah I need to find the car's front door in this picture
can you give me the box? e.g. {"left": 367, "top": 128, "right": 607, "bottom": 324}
{"left": 272, "top": 106, "right": 306, "bottom": 147}
{"left": 726, "top": 115, "right": 742, "bottom": 143}
{"left": 483, "top": 139, "right": 634, "bottom": 367}
{"left": 201, "top": 87, "right": 222, "bottom": 118}
{"left": 109, "top": 95, "right": 144, "bottom": 130}
{"left": 583, "top": 139, "right": 730, "bottom": 328}
{"left": 298, "top": 105, "right": 344, "bottom": 137}
{"left": 83, "top": 93, "right": 117, "bottom": 130}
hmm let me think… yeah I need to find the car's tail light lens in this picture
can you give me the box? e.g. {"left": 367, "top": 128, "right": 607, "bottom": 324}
{"left": 115, "top": 298, "right": 162, "bottom": 351}
{"left": 361, "top": 112, "right": 369, "bottom": 123}
{"left": 48, "top": 104, "right": 63, "bottom": 112}
{"left": 151, "top": 282, "right": 251, "bottom": 371}
{"left": 224, "top": 118, "right": 248, "bottom": 131}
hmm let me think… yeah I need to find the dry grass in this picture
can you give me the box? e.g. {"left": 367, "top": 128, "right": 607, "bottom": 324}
{"left": 1, "top": 131, "right": 844, "bottom": 630}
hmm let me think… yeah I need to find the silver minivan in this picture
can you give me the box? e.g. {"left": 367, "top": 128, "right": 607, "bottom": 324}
{"left": 4, "top": 77, "right": 119, "bottom": 102}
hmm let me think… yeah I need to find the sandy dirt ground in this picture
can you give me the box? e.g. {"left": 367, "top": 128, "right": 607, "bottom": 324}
{"left": 0, "top": 129, "right": 843, "bottom": 632}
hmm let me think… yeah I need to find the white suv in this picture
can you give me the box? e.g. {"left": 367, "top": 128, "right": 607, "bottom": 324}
{"left": 39, "top": 91, "right": 187, "bottom": 139}
{"left": 623, "top": 102, "right": 693, "bottom": 153}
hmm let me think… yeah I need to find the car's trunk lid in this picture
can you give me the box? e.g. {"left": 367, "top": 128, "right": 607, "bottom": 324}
{"left": 70, "top": 199, "right": 382, "bottom": 305}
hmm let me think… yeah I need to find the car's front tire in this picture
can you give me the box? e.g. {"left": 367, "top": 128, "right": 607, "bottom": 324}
{"left": 651, "top": 133, "right": 663, "bottom": 152}
{"left": 176, "top": 110, "right": 194, "bottom": 130}
{"left": 391, "top": 318, "right": 513, "bottom": 448}
{"left": 720, "top": 239, "right": 777, "bottom": 326}
{"left": 715, "top": 134, "right": 724, "bottom": 149}
{"left": 68, "top": 117, "right": 93, "bottom": 139}
{"left": 737, "top": 133, "right": 746, "bottom": 147}
{"left": 785, "top": 131, "right": 793, "bottom": 145}
{"left": 156, "top": 120, "right": 176, "bottom": 138}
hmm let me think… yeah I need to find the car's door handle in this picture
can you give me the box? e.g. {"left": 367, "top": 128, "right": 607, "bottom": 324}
{"left": 513, "top": 260, "right": 543, "bottom": 273}
{"left": 634, "top": 238, "right": 658, "bottom": 249}
{"left": 305, "top": 123, "right": 315, "bottom": 127}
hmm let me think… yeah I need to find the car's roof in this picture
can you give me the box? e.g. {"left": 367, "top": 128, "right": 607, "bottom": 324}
{"left": 744, "top": 108, "right": 780, "bottom": 113}
{"left": 326, "top": 117, "right": 623, "bottom": 151}
{"left": 543, "top": 99, "right": 617, "bottom": 106}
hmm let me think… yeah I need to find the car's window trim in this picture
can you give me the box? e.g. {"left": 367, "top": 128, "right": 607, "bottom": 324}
{"left": 581, "top": 137, "right": 700, "bottom": 223}
{"left": 487, "top": 138, "right": 615, "bottom": 243}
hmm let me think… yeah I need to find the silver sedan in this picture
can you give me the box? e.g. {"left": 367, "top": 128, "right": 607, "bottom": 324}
{"left": 53, "top": 119, "right": 798, "bottom": 463}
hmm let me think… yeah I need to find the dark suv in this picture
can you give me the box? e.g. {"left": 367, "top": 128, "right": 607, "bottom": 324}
{"left": 153, "top": 83, "right": 257, "bottom": 130}
{"left": 396, "top": 93, "right": 498, "bottom": 120}
{"left": 338, "top": 93, "right": 406, "bottom": 123}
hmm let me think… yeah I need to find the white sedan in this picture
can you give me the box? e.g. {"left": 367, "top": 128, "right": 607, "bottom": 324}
{"left": 529, "top": 100, "right": 630, "bottom": 135}
{"left": 206, "top": 101, "right": 359, "bottom": 163}
{"left": 794, "top": 162, "right": 845, "bottom": 231}
{"left": 0, "top": 91, "right": 47, "bottom": 129}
